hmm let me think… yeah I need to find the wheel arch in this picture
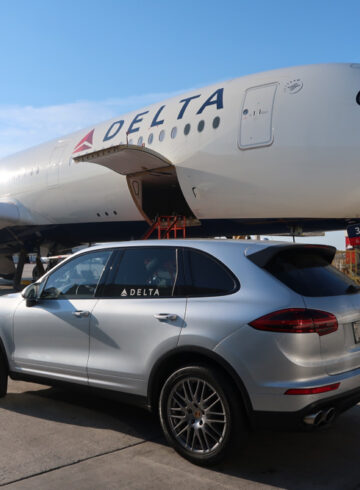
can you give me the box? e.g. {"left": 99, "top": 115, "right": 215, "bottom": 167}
{"left": 147, "top": 346, "right": 253, "bottom": 422}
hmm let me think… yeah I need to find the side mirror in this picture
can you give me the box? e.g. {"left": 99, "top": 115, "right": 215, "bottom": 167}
{"left": 22, "top": 283, "right": 40, "bottom": 307}
{"left": 26, "top": 297, "right": 38, "bottom": 307}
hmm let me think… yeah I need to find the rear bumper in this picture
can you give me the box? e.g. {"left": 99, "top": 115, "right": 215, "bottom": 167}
{"left": 252, "top": 385, "right": 360, "bottom": 430}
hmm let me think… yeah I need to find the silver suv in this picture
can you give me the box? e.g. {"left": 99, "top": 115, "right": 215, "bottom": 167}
{"left": 1, "top": 239, "right": 360, "bottom": 465}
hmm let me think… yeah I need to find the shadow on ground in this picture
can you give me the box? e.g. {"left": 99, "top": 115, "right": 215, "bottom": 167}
{"left": 216, "top": 405, "right": 360, "bottom": 489}
{"left": 2, "top": 383, "right": 360, "bottom": 489}
{"left": 0, "top": 384, "right": 161, "bottom": 442}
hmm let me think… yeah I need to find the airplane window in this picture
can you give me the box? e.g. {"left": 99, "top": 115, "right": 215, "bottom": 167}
{"left": 171, "top": 127, "right": 177, "bottom": 139}
{"left": 356, "top": 91, "right": 360, "bottom": 105}
{"left": 97, "top": 213, "right": 101, "bottom": 217}
{"left": 184, "top": 124, "right": 191, "bottom": 135}
{"left": 148, "top": 133, "right": 153, "bottom": 144}
{"left": 198, "top": 120, "right": 205, "bottom": 132}
{"left": 137, "top": 136, "right": 143, "bottom": 145}
{"left": 159, "top": 130, "right": 165, "bottom": 142}
{"left": 213, "top": 116, "right": 220, "bottom": 129}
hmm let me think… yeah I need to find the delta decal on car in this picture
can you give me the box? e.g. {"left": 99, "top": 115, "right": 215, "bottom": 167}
{"left": 120, "top": 288, "right": 160, "bottom": 297}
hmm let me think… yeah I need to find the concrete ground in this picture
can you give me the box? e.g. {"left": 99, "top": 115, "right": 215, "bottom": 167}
{"left": 0, "top": 268, "right": 360, "bottom": 489}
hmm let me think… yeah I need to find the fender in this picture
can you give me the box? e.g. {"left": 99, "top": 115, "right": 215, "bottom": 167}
{"left": 147, "top": 345, "right": 253, "bottom": 419}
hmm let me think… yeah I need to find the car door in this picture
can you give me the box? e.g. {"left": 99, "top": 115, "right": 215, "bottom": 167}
{"left": 87, "top": 246, "right": 186, "bottom": 395}
{"left": 12, "top": 249, "right": 113, "bottom": 382}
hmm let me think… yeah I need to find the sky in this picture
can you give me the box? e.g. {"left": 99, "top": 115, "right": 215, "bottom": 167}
{"left": 0, "top": 0, "right": 359, "bottom": 249}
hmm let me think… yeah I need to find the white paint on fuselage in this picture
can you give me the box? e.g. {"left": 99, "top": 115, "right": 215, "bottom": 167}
{"left": 1, "top": 63, "right": 360, "bottom": 230}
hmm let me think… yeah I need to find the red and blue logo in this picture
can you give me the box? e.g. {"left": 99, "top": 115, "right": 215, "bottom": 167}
{"left": 73, "top": 129, "right": 95, "bottom": 154}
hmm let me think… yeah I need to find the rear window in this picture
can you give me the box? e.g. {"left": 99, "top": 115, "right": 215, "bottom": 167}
{"left": 264, "top": 249, "right": 359, "bottom": 297}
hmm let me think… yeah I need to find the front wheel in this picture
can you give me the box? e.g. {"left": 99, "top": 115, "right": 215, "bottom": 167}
{"left": 0, "top": 351, "right": 8, "bottom": 398}
{"left": 159, "top": 365, "right": 247, "bottom": 466}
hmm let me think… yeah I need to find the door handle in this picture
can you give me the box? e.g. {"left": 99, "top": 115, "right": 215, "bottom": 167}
{"left": 154, "top": 313, "right": 177, "bottom": 321}
{"left": 72, "top": 310, "right": 90, "bottom": 318}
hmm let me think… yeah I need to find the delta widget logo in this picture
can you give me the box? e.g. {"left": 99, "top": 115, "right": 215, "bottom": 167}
{"left": 73, "top": 129, "right": 95, "bottom": 154}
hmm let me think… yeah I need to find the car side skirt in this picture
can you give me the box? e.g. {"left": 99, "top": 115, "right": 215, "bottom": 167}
{"left": 9, "top": 371, "right": 150, "bottom": 409}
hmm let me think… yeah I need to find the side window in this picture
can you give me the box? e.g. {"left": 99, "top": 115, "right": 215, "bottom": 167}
{"left": 102, "top": 247, "right": 184, "bottom": 298}
{"left": 41, "top": 250, "right": 112, "bottom": 299}
{"left": 184, "top": 249, "right": 238, "bottom": 296}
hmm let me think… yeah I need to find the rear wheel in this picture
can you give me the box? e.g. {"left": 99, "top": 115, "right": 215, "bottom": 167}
{"left": 159, "top": 365, "right": 247, "bottom": 466}
{"left": 0, "top": 352, "right": 8, "bottom": 398}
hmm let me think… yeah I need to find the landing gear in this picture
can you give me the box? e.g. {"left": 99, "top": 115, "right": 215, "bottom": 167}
{"left": 32, "top": 255, "right": 45, "bottom": 282}
{"left": 0, "top": 274, "right": 15, "bottom": 282}
{"left": 12, "top": 250, "right": 26, "bottom": 291}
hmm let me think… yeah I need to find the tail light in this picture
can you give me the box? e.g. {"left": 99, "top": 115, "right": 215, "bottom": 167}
{"left": 249, "top": 308, "right": 338, "bottom": 336}
{"left": 285, "top": 383, "right": 340, "bottom": 395}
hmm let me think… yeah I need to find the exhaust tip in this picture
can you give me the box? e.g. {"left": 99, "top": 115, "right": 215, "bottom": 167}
{"left": 303, "top": 407, "right": 336, "bottom": 427}
{"left": 324, "top": 407, "right": 336, "bottom": 424}
{"left": 303, "top": 411, "right": 323, "bottom": 426}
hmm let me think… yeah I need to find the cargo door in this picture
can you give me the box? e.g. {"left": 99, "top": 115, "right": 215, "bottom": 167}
{"left": 47, "top": 143, "right": 67, "bottom": 187}
{"left": 239, "top": 83, "right": 278, "bottom": 149}
{"left": 74, "top": 144, "right": 197, "bottom": 225}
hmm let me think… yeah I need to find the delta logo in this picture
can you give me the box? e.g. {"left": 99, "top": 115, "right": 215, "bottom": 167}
{"left": 73, "top": 129, "right": 95, "bottom": 154}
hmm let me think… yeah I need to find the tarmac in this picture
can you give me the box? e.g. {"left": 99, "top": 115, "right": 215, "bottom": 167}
{"left": 0, "top": 266, "right": 360, "bottom": 489}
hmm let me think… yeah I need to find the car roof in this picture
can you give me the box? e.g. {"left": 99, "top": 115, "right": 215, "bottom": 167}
{"left": 75, "top": 238, "right": 306, "bottom": 256}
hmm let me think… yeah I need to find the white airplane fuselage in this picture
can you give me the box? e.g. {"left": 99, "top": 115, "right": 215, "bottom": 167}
{"left": 0, "top": 63, "right": 360, "bottom": 275}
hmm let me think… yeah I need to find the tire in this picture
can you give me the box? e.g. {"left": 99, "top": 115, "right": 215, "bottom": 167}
{"left": 0, "top": 351, "right": 8, "bottom": 398}
{"left": 159, "top": 365, "right": 247, "bottom": 466}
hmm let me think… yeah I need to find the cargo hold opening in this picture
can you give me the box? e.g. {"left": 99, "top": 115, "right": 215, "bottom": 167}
{"left": 73, "top": 144, "right": 198, "bottom": 226}
{"left": 127, "top": 167, "right": 196, "bottom": 224}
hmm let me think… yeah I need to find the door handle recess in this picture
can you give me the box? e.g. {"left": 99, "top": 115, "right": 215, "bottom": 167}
{"left": 72, "top": 310, "right": 90, "bottom": 318}
{"left": 154, "top": 313, "right": 177, "bottom": 321}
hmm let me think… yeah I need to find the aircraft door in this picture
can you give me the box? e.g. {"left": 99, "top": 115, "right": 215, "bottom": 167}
{"left": 238, "top": 83, "right": 278, "bottom": 149}
{"left": 47, "top": 143, "right": 67, "bottom": 187}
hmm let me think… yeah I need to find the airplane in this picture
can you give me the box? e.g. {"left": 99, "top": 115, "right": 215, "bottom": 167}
{"left": 1, "top": 62, "right": 360, "bottom": 288}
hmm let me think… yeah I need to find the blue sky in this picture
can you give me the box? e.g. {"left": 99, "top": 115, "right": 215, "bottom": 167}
{"left": 1, "top": 0, "right": 359, "bottom": 107}
{"left": 0, "top": 0, "right": 359, "bottom": 248}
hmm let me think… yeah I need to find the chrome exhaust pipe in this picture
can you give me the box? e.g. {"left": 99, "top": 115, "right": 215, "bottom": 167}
{"left": 324, "top": 407, "right": 336, "bottom": 424}
{"left": 303, "top": 411, "right": 324, "bottom": 426}
{"left": 303, "top": 407, "right": 336, "bottom": 426}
